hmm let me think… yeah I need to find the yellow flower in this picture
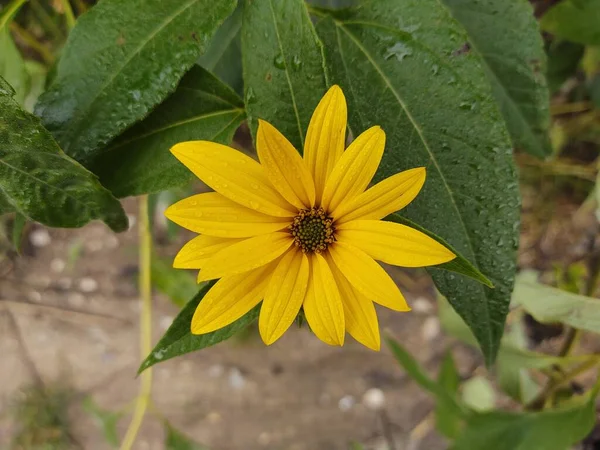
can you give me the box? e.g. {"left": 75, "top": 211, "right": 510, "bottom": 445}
{"left": 165, "top": 85, "right": 456, "bottom": 350}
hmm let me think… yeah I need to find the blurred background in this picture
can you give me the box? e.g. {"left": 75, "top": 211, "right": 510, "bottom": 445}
{"left": 1, "top": 0, "right": 599, "bottom": 449}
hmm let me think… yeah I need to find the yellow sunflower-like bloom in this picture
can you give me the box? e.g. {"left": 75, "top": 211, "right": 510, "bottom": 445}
{"left": 165, "top": 85, "right": 456, "bottom": 350}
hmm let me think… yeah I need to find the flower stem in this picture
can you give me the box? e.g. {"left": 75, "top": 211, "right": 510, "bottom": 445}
{"left": 59, "top": 0, "right": 75, "bottom": 30}
{"left": 119, "top": 195, "right": 153, "bottom": 450}
{"left": 9, "top": 22, "right": 55, "bottom": 65}
{"left": 526, "top": 357, "right": 600, "bottom": 410}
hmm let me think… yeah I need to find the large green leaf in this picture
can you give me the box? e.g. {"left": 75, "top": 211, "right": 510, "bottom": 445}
{"left": 513, "top": 272, "right": 600, "bottom": 334}
{"left": 198, "top": 2, "right": 243, "bottom": 94}
{"left": 316, "top": 0, "right": 519, "bottom": 365}
{"left": 541, "top": 0, "right": 600, "bottom": 46}
{"left": 0, "top": 77, "right": 128, "bottom": 231}
{"left": 242, "top": 0, "right": 328, "bottom": 150}
{"left": 441, "top": 0, "right": 551, "bottom": 158}
{"left": 451, "top": 391, "right": 598, "bottom": 450}
{"left": 35, "top": 0, "right": 237, "bottom": 163}
{"left": 89, "top": 66, "right": 244, "bottom": 197}
{"left": 139, "top": 282, "right": 259, "bottom": 372}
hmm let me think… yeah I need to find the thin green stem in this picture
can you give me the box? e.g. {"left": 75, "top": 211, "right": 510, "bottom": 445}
{"left": 10, "top": 22, "right": 55, "bottom": 65}
{"left": 30, "top": 0, "right": 64, "bottom": 40}
{"left": 0, "top": 0, "right": 28, "bottom": 30}
{"left": 59, "top": 0, "right": 75, "bottom": 30}
{"left": 526, "top": 357, "right": 600, "bottom": 410}
{"left": 119, "top": 196, "right": 153, "bottom": 450}
{"left": 550, "top": 101, "right": 592, "bottom": 116}
{"left": 72, "top": 0, "right": 88, "bottom": 15}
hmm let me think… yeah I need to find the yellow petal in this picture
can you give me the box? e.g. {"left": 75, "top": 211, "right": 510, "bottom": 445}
{"left": 259, "top": 249, "right": 309, "bottom": 345}
{"left": 303, "top": 253, "right": 345, "bottom": 346}
{"left": 304, "top": 85, "right": 347, "bottom": 202}
{"left": 329, "top": 242, "right": 410, "bottom": 312}
{"left": 334, "top": 167, "right": 426, "bottom": 224}
{"left": 257, "top": 119, "right": 315, "bottom": 209}
{"left": 174, "top": 235, "right": 243, "bottom": 269}
{"left": 328, "top": 257, "right": 380, "bottom": 351}
{"left": 170, "top": 141, "right": 295, "bottom": 217}
{"left": 165, "top": 192, "right": 290, "bottom": 238}
{"left": 198, "top": 232, "right": 293, "bottom": 282}
{"left": 321, "top": 126, "right": 385, "bottom": 213}
{"left": 191, "top": 263, "right": 274, "bottom": 334}
{"left": 337, "top": 220, "right": 456, "bottom": 267}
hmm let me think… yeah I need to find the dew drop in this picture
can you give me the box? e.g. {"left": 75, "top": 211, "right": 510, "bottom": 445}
{"left": 292, "top": 55, "right": 302, "bottom": 71}
{"left": 384, "top": 42, "right": 413, "bottom": 62}
{"left": 273, "top": 53, "right": 286, "bottom": 70}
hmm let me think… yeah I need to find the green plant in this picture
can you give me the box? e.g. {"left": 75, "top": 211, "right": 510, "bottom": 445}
{"left": 1, "top": 0, "right": 599, "bottom": 448}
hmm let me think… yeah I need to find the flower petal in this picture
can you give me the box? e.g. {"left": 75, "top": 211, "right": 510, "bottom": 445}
{"left": 303, "top": 253, "right": 345, "bottom": 346}
{"left": 321, "top": 126, "right": 385, "bottom": 213}
{"left": 334, "top": 167, "right": 426, "bottom": 224}
{"left": 197, "top": 232, "right": 293, "bottom": 282}
{"left": 191, "top": 263, "right": 274, "bottom": 334}
{"left": 337, "top": 220, "right": 456, "bottom": 267}
{"left": 257, "top": 119, "right": 315, "bottom": 209}
{"left": 304, "top": 85, "right": 347, "bottom": 202}
{"left": 170, "top": 141, "right": 296, "bottom": 217}
{"left": 329, "top": 242, "right": 410, "bottom": 312}
{"left": 174, "top": 235, "right": 243, "bottom": 269}
{"left": 328, "top": 256, "right": 380, "bottom": 351}
{"left": 259, "top": 249, "right": 309, "bottom": 345}
{"left": 165, "top": 192, "right": 290, "bottom": 237}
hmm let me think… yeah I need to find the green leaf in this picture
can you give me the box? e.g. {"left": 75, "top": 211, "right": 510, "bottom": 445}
{"left": 541, "top": 0, "right": 600, "bottom": 46}
{"left": 0, "top": 77, "right": 128, "bottom": 231}
{"left": 546, "top": 40, "right": 585, "bottom": 94}
{"left": 22, "top": 61, "right": 47, "bottom": 114}
{"left": 151, "top": 255, "right": 199, "bottom": 308}
{"left": 462, "top": 376, "right": 496, "bottom": 411}
{"left": 440, "top": 0, "right": 551, "bottom": 158}
{"left": 89, "top": 66, "right": 245, "bottom": 197}
{"left": 165, "top": 423, "right": 208, "bottom": 450}
{"left": 35, "top": 0, "right": 237, "bottom": 163}
{"left": 316, "top": 0, "right": 519, "bottom": 366}
{"left": 436, "top": 351, "right": 463, "bottom": 439}
{"left": 139, "top": 282, "right": 259, "bottom": 372}
{"left": 0, "top": 0, "right": 29, "bottom": 106}
{"left": 451, "top": 391, "right": 598, "bottom": 450}
{"left": 348, "top": 443, "right": 366, "bottom": 450}
{"left": 513, "top": 272, "right": 600, "bottom": 333}
{"left": 308, "top": 0, "right": 356, "bottom": 7}
{"left": 242, "top": 0, "right": 328, "bottom": 150}
{"left": 437, "top": 295, "right": 590, "bottom": 370}
{"left": 496, "top": 312, "right": 540, "bottom": 404}
{"left": 82, "top": 397, "right": 120, "bottom": 448}
{"left": 198, "top": 2, "right": 243, "bottom": 94}
{"left": 12, "top": 212, "right": 25, "bottom": 253}
{"left": 387, "top": 213, "right": 493, "bottom": 288}
{"left": 386, "top": 336, "right": 468, "bottom": 419}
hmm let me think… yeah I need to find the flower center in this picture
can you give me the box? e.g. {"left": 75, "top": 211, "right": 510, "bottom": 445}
{"left": 289, "top": 207, "right": 336, "bottom": 253}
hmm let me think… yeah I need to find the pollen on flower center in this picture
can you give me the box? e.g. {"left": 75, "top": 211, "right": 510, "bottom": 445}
{"left": 289, "top": 207, "right": 336, "bottom": 253}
